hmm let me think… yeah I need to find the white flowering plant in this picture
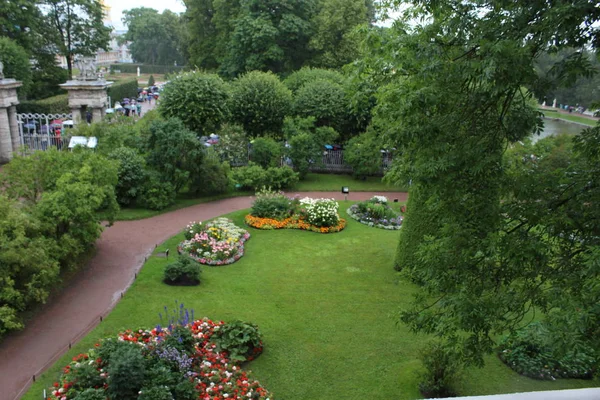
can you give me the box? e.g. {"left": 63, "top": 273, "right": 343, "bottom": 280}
{"left": 370, "top": 195, "right": 388, "bottom": 204}
{"left": 298, "top": 197, "right": 340, "bottom": 227}
{"left": 183, "top": 221, "right": 203, "bottom": 240}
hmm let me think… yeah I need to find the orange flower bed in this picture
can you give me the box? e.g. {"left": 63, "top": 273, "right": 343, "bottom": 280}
{"left": 245, "top": 215, "right": 346, "bottom": 233}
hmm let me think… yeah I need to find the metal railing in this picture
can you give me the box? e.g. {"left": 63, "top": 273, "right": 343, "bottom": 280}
{"left": 17, "top": 113, "right": 73, "bottom": 152}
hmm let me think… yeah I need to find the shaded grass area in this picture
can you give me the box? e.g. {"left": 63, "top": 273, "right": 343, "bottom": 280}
{"left": 540, "top": 109, "right": 598, "bottom": 127}
{"left": 23, "top": 204, "right": 598, "bottom": 400}
{"left": 113, "top": 173, "right": 400, "bottom": 221}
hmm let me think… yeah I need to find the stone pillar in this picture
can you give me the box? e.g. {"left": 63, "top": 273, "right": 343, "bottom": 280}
{"left": 92, "top": 108, "right": 102, "bottom": 122}
{"left": 60, "top": 79, "right": 112, "bottom": 126}
{"left": 0, "top": 108, "right": 11, "bottom": 162}
{"left": 8, "top": 106, "right": 19, "bottom": 152}
{"left": 0, "top": 78, "right": 22, "bottom": 163}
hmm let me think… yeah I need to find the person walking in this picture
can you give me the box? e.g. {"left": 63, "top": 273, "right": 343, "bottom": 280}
{"left": 136, "top": 101, "right": 142, "bottom": 117}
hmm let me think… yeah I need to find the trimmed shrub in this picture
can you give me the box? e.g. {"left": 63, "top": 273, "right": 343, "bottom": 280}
{"left": 251, "top": 137, "right": 282, "bottom": 168}
{"left": 107, "top": 147, "right": 146, "bottom": 206}
{"left": 229, "top": 71, "right": 292, "bottom": 138}
{"left": 164, "top": 256, "right": 201, "bottom": 286}
{"left": 148, "top": 75, "right": 155, "bottom": 86}
{"left": 287, "top": 132, "right": 319, "bottom": 179}
{"left": 231, "top": 164, "right": 298, "bottom": 191}
{"left": 17, "top": 94, "right": 70, "bottom": 114}
{"left": 110, "top": 64, "right": 186, "bottom": 74}
{"left": 284, "top": 67, "right": 346, "bottom": 93}
{"left": 159, "top": 71, "right": 230, "bottom": 135}
{"left": 293, "top": 79, "right": 348, "bottom": 132}
{"left": 107, "top": 79, "right": 138, "bottom": 105}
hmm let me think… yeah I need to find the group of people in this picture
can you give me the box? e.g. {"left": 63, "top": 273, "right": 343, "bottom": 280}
{"left": 114, "top": 99, "right": 143, "bottom": 117}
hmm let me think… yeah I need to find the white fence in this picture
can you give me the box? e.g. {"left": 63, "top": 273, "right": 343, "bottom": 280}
{"left": 17, "top": 113, "right": 73, "bottom": 151}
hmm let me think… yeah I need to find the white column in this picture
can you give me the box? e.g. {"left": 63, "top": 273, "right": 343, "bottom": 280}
{"left": 8, "top": 106, "right": 20, "bottom": 153}
{"left": 0, "top": 108, "right": 14, "bottom": 162}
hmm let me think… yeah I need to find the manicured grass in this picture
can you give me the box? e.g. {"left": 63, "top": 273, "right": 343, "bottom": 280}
{"left": 23, "top": 204, "right": 598, "bottom": 399}
{"left": 540, "top": 109, "right": 598, "bottom": 127}
{"left": 113, "top": 174, "right": 401, "bottom": 221}
{"left": 293, "top": 173, "right": 402, "bottom": 192}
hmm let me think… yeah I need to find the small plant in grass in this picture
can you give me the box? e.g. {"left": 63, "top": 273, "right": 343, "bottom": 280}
{"left": 211, "top": 320, "right": 264, "bottom": 362}
{"left": 417, "top": 342, "right": 462, "bottom": 398}
{"left": 498, "top": 322, "right": 597, "bottom": 380}
{"left": 163, "top": 256, "right": 201, "bottom": 286}
{"left": 347, "top": 195, "right": 403, "bottom": 230}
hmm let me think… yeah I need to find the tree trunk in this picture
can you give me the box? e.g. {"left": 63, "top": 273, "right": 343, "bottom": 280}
{"left": 67, "top": 54, "right": 73, "bottom": 80}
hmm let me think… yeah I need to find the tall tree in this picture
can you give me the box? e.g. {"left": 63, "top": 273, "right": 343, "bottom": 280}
{"left": 40, "top": 0, "right": 111, "bottom": 79}
{"left": 369, "top": 0, "right": 600, "bottom": 369}
{"left": 219, "top": 0, "right": 317, "bottom": 77}
{"left": 123, "top": 8, "right": 186, "bottom": 66}
{"left": 309, "top": 0, "right": 370, "bottom": 69}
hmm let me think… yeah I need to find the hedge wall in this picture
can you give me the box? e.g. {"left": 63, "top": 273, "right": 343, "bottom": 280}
{"left": 16, "top": 94, "right": 70, "bottom": 114}
{"left": 110, "top": 64, "right": 186, "bottom": 75}
{"left": 107, "top": 79, "right": 139, "bottom": 104}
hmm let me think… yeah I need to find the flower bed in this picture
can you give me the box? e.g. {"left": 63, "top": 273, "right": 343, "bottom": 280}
{"left": 49, "top": 317, "right": 270, "bottom": 400}
{"left": 245, "top": 214, "right": 346, "bottom": 233}
{"left": 246, "top": 191, "right": 345, "bottom": 233}
{"left": 346, "top": 196, "right": 403, "bottom": 230}
{"left": 178, "top": 218, "right": 250, "bottom": 266}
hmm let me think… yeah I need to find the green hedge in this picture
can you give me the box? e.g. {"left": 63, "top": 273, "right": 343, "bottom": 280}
{"left": 16, "top": 94, "right": 70, "bottom": 114}
{"left": 107, "top": 79, "right": 139, "bottom": 105}
{"left": 110, "top": 64, "right": 186, "bottom": 75}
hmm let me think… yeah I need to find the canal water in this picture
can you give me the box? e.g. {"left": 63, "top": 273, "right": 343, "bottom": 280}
{"left": 531, "top": 118, "right": 588, "bottom": 143}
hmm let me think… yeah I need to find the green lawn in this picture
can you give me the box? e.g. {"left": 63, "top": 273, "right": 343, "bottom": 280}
{"left": 540, "top": 109, "right": 598, "bottom": 127}
{"left": 24, "top": 204, "right": 598, "bottom": 399}
{"left": 113, "top": 174, "right": 401, "bottom": 221}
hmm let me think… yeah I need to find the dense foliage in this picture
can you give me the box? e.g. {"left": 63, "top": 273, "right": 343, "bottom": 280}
{"left": 230, "top": 163, "right": 299, "bottom": 191}
{"left": 0, "top": 150, "right": 118, "bottom": 336}
{"left": 343, "top": 130, "right": 383, "bottom": 179}
{"left": 498, "top": 322, "right": 597, "bottom": 381}
{"left": 159, "top": 71, "right": 230, "bottom": 135}
{"left": 0, "top": 37, "right": 32, "bottom": 96}
{"left": 371, "top": 0, "right": 600, "bottom": 393}
{"left": 250, "top": 137, "right": 282, "bottom": 168}
{"left": 122, "top": 8, "right": 187, "bottom": 66}
{"left": 347, "top": 196, "right": 402, "bottom": 229}
{"left": 184, "top": 0, "right": 374, "bottom": 76}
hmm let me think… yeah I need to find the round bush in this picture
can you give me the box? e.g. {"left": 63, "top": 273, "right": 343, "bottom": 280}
{"left": 293, "top": 79, "right": 348, "bottom": 132}
{"left": 107, "top": 345, "right": 147, "bottom": 400}
{"left": 284, "top": 67, "right": 346, "bottom": 93}
{"left": 229, "top": 71, "right": 292, "bottom": 138}
{"left": 344, "top": 131, "right": 384, "bottom": 179}
{"left": 164, "top": 256, "right": 201, "bottom": 286}
{"left": 159, "top": 71, "right": 230, "bottom": 135}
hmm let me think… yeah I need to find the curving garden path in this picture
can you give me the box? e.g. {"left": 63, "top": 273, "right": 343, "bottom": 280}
{"left": 2, "top": 191, "right": 408, "bottom": 400}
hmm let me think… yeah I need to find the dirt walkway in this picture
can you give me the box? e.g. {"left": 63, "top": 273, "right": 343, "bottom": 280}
{"left": 3, "top": 191, "right": 407, "bottom": 400}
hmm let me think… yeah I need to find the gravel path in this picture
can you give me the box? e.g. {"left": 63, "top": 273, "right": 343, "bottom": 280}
{"left": 2, "top": 191, "right": 407, "bottom": 400}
